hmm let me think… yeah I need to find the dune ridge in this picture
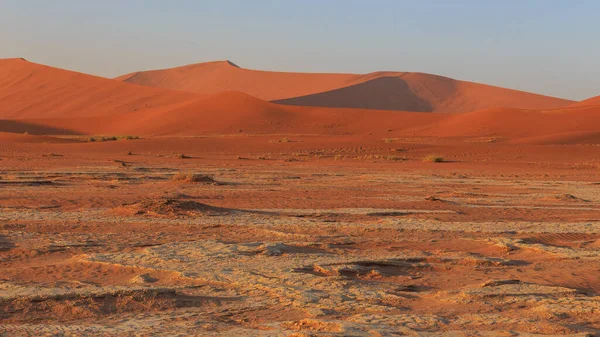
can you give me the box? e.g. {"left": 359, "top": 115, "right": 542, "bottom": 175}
{"left": 116, "top": 60, "right": 573, "bottom": 113}
{"left": 568, "top": 95, "right": 600, "bottom": 108}
{"left": 1, "top": 59, "right": 597, "bottom": 146}
{"left": 0, "top": 58, "right": 197, "bottom": 119}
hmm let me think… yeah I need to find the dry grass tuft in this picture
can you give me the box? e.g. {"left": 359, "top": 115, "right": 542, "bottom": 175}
{"left": 423, "top": 154, "right": 444, "bottom": 163}
{"left": 270, "top": 137, "right": 292, "bottom": 143}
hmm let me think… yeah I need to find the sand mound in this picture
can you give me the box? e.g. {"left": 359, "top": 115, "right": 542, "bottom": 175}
{"left": 513, "top": 131, "right": 600, "bottom": 145}
{"left": 170, "top": 173, "right": 219, "bottom": 184}
{"left": 116, "top": 61, "right": 573, "bottom": 113}
{"left": 0, "top": 58, "right": 197, "bottom": 119}
{"left": 114, "top": 195, "right": 230, "bottom": 218}
{"left": 412, "top": 105, "right": 600, "bottom": 141}
{"left": 414, "top": 107, "right": 541, "bottom": 138}
{"left": 117, "top": 91, "right": 291, "bottom": 135}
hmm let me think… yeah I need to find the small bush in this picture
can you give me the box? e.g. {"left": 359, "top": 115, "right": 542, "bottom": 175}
{"left": 88, "top": 135, "right": 138, "bottom": 142}
{"left": 423, "top": 154, "right": 444, "bottom": 163}
{"left": 270, "top": 138, "right": 292, "bottom": 143}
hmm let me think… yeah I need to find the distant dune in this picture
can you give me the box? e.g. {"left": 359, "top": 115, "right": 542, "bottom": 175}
{"left": 1, "top": 58, "right": 595, "bottom": 145}
{"left": 116, "top": 61, "right": 573, "bottom": 113}
{"left": 568, "top": 95, "right": 600, "bottom": 108}
{"left": 115, "top": 61, "right": 358, "bottom": 101}
{"left": 28, "top": 91, "right": 447, "bottom": 137}
{"left": 0, "top": 58, "right": 197, "bottom": 119}
{"left": 29, "top": 94, "right": 600, "bottom": 145}
{"left": 412, "top": 105, "right": 600, "bottom": 143}
{"left": 126, "top": 91, "right": 447, "bottom": 136}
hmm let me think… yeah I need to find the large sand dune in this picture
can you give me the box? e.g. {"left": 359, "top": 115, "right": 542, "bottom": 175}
{"left": 25, "top": 91, "right": 447, "bottom": 136}
{"left": 0, "top": 58, "right": 197, "bottom": 119}
{"left": 126, "top": 91, "right": 447, "bottom": 136}
{"left": 16, "top": 89, "right": 595, "bottom": 145}
{"left": 116, "top": 61, "right": 573, "bottom": 113}
{"left": 0, "top": 59, "right": 595, "bottom": 146}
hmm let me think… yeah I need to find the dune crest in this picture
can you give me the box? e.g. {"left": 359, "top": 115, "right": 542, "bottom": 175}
{"left": 0, "top": 59, "right": 594, "bottom": 146}
{"left": 116, "top": 61, "right": 574, "bottom": 113}
{"left": 568, "top": 95, "right": 600, "bottom": 108}
{"left": 0, "top": 58, "right": 197, "bottom": 119}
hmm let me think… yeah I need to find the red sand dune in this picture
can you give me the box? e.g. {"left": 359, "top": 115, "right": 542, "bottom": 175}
{"left": 568, "top": 95, "right": 600, "bottom": 108}
{"left": 412, "top": 105, "right": 600, "bottom": 143}
{"left": 127, "top": 91, "right": 448, "bottom": 136}
{"left": 116, "top": 61, "right": 573, "bottom": 113}
{"left": 29, "top": 91, "right": 447, "bottom": 136}
{"left": 1, "top": 59, "right": 594, "bottom": 145}
{"left": 0, "top": 58, "right": 197, "bottom": 119}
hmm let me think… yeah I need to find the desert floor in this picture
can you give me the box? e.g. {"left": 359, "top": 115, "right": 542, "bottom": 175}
{"left": 1, "top": 135, "right": 599, "bottom": 336}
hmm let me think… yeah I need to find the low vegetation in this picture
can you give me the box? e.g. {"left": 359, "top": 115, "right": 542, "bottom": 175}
{"left": 270, "top": 137, "right": 292, "bottom": 143}
{"left": 89, "top": 135, "right": 139, "bottom": 142}
{"left": 423, "top": 154, "right": 444, "bottom": 163}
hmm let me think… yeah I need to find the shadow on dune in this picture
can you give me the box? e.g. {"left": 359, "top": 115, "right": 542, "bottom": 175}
{"left": 273, "top": 76, "right": 433, "bottom": 112}
{"left": 0, "top": 120, "right": 81, "bottom": 135}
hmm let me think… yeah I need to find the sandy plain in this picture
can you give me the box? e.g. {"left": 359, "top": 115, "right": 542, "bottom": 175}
{"left": 1, "top": 135, "right": 599, "bottom": 337}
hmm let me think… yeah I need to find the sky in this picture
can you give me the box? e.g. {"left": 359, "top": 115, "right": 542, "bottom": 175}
{"left": 1, "top": 0, "right": 598, "bottom": 100}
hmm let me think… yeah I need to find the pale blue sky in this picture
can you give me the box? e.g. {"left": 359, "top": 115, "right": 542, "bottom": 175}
{"left": 1, "top": 0, "right": 598, "bottom": 100}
